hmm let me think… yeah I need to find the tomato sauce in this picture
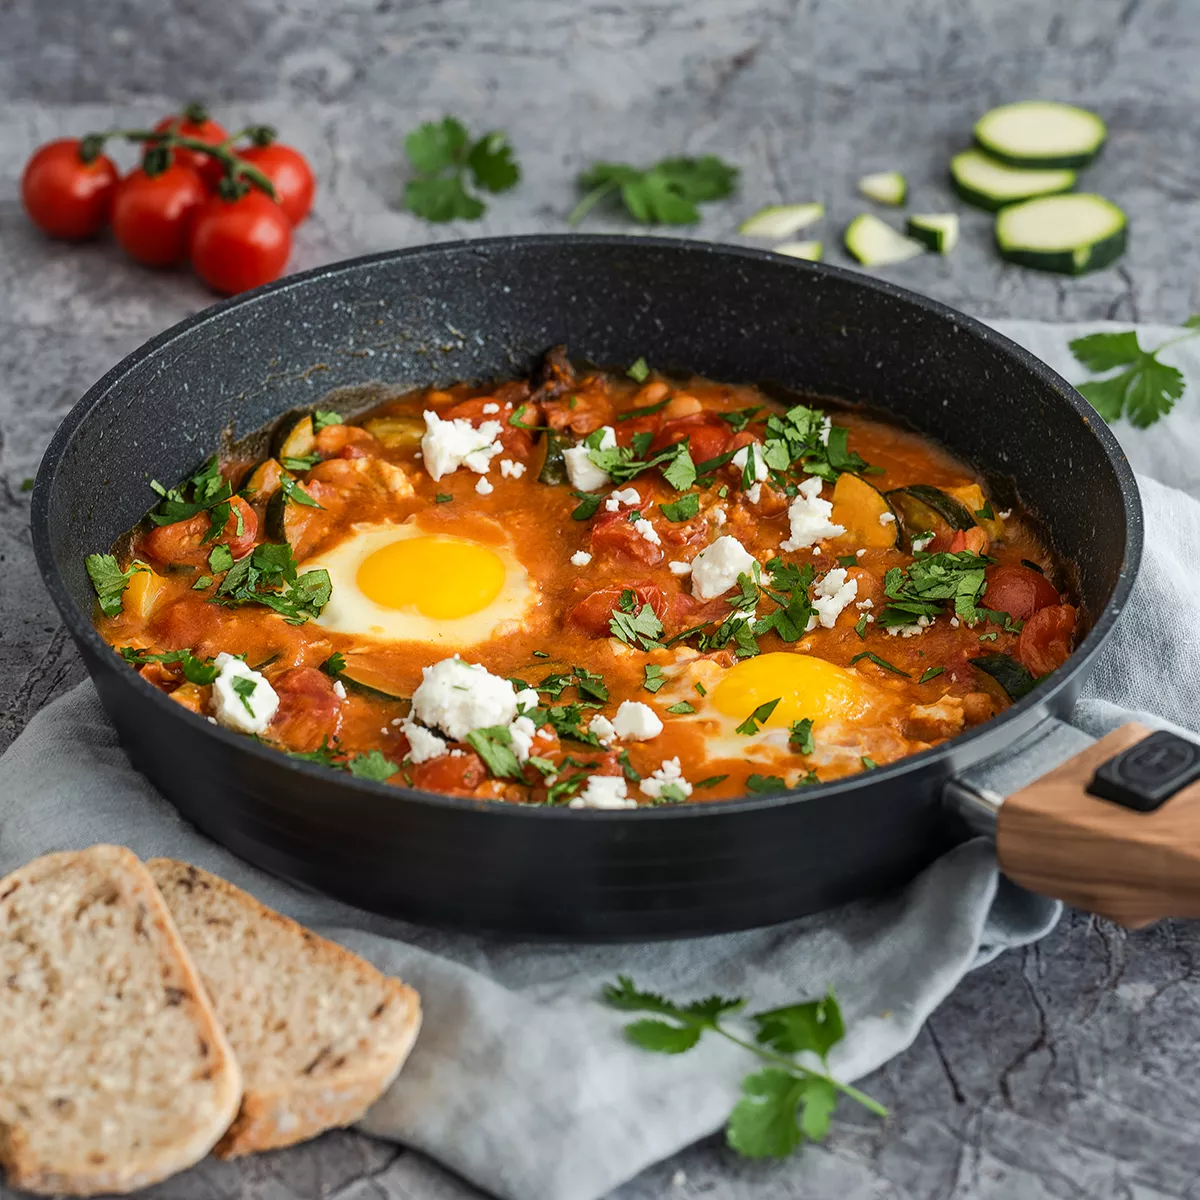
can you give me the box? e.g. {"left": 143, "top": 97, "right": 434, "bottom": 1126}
{"left": 94, "top": 348, "right": 1077, "bottom": 806}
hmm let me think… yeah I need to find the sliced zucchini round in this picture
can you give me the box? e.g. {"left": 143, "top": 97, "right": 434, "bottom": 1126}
{"left": 970, "top": 652, "right": 1036, "bottom": 700}
{"left": 740, "top": 203, "right": 824, "bottom": 239}
{"left": 537, "top": 429, "right": 574, "bottom": 485}
{"left": 338, "top": 657, "right": 412, "bottom": 702}
{"left": 829, "top": 473, "right": 901, "bottom": 549}
{"left": 273, "top": 414, "right": 317, "bottom": 461}
{"left": 857, "top": 171, "right": 907, "bottom": 206}
{"left": 239, "top": 457, "right": 287, "bottom": 504}
{"left": 264, "top": 480, "right": 308, "bottom": 543}
{"left": 886, "top": 485, "right": 976, "bottom": 546}
{"left": 974, "top": 101, "right": 1106, "bottom": 169}
{"left": 995, "top": 193, "right": 1127, "bottom": 275}
{"left": 949, "top": 149, "right": 1075, "bottom": 212}
{"left": 772, "top": 240, "right": 823, "bottom": 262}
{"left": 906, "top": 213, "right": 959, "bottom": 255}
{"left": 844, "top": 214, "right": 924, "bottom": 267}
{"left": 362, "top": 413, "right": 424, "bottom": 450}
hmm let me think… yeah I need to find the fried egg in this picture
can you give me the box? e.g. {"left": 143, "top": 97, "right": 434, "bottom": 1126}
{"left": 302, "top": 520, "right": 537, "bottom": 646}
{"left": 656, "top": 652, "right": 905, "bottom": 775}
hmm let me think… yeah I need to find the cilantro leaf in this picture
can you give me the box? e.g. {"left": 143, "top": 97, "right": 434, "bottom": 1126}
{"left": 208, "top": 543, "right": 234, "bottom": 574}
{"left": 918, "top": 665, "right": 944, "bottom": 684}
{"left": 347, "top": 750, "right": 399, "bottom": 781}
{"left": 404, "top": 117, "right": 519, "bottom": 222}
{"left": 602, "top": 975, "right": 685, "bottom": 1016}
{"left": 119, "top": 645, "right": 219, "bottom": 685}
{"left": 788, "top": 718, "right": 815, "bottom": 754}
{"left": 466, "top": 725, "right": 523, "bottom": 779}
{"left": 312, "top": 409, "right": 342, "bottom": 431}
{"left": 571, "top": 491, "right": 604, "bottom": 520}
{"left": 1076, "top": 375, "right": 1129, "bottom": 423}
{"left": 279, "top": 475, "right": 322, "bottom": 509}
{"left": 570, "top": 155, "right": 739, "bottom": 226}
{"left": 753, "top": 992, "right": 845, "bottom": 1060}
{"left": 609, "top": 602, "right": 664, "bottom": 650}
{"left": 660, "top": 444, "right": 696, "bottom": 491}
{"left": 322, "top": 652, "right": 346, "bottom": 677}
{"left": 659, "top": 493, "right": 700, "bottom": 522}
{"left": 726, "top": 1068, "right": 810, "bottom": 1159}
{"left": 1069, "top": 330, "right": 1141, "bottom": 372}
{"left": 736, "top": 697, "right": 780, "bottom": 736}
{"left": 746, "top": 773, "right": 788, "bottom": 794}
{"left": 643, "top": 664, "right": 667, "bottom": 693}
{"left": 85, "top": 554, "right": 146, "bottom": 618}
{"left": 666, "top": 701, "right": 695, "bottom": 715}
{"left": 232, "top": 674, "right": 257, "bottom": 716}
{"left": 1070, "top": 327, "right": 1196, "bottom": 428}
{"left": 1124, "top": 356, "right": 1185, "bottom": 428}
{"left": 849, "top": 650, "right": 911, "bottom": 678}
{"left": 624, "top": 1020, "right": 703, "bottom": 1054}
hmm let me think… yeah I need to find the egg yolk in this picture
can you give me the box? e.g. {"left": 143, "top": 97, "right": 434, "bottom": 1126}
{"left": 356, "top": 535, "right": 505, "bottom": 619}
{"left": 711, "top": 652, "right": 873, "bottom": 726}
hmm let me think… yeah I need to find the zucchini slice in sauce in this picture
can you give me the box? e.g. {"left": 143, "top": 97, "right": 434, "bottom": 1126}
{"left": 971, "top": 652, "right": 1037, "bottom": 700}
{"left": 337, "top": 658, "right": 411, "bottom": 702}
{"left": 974, "top": 101, "right": 1106, "bottom": 170}
{"left": 240, "top": 458, "right": 287, "bottom": 504}
{"left": 829, "top": 473, "right": 901, "bottom": 549}
{"left": 273, "top": 414, "right": 317, "bottom": 461}
{"left": 949, "top": 149, "right": 1075, "bottom": 212}
{"left": 537, "top": 430, "right": 574, "bottom": 485}
{"left": 886, "top": 485, "right": 976, "bottom": 545}
{"left": 264, "top": 482, "right": 306, "bottom": 543}
{"left": 362, "top": 413, "right": 424, "bottom": 450}
{"left": 995, "top": 193, "right": 1127, "bottom": 276}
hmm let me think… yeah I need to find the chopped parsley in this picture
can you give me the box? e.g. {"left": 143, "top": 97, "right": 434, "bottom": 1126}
{"left": 975, "top": 500, "right": 995, "bottom": 520}
{"left": 854, "top": 614, "right": 868, "bottom": 639}
{"left": 917, "top": 666, "right": 944, "bottom": 684}
{"left": 694, "top": 681, "right": 707, "bottom": 697}
{"left": 210, "top": 542, "right": 331, "bottom": 625}
{"left": 321, "top": 652, "right": 346, "bottom": 677}
{"left": 659, "top": 493, "right": 700, "bottom": 522}
{"left": 609, "top": 592, "right": 664, "bottom": 650}
{"left": 281, "top": 452, "right": 321, "bottom": 472}
{"left": 572, "top": 664, "right": 609, "bottom": 703}
{"left": 693, "top": 774, "right": 728, "bottom": 789}
{"left": 85, "top": 554, "right": 148, "bottom": 618}
{"left": 643, "top": 664, "right": 667, "bottom": 693}
{"left": 312, "top": 409, "right": 343, "bottom": 431}
{"left": 279, "top": 475, "right": 322, "bottom": 509}
{"left": 147, "top": 455, "right": 232, "bottom": 528}
{"left": 618, "top": 396, "right": 672, "bottom": 422}
{"left": 788, "top": 718, "right": 815, "bottom": 754}
{"left": 861, "top": 757, "right": 878, "bottom": 771}
{"left": 466, "top": 725, "right": 524, "bottom": 778}
{"left": 435, "top": 493, "right": 454, "bottom": 503}
{"left": 745, "top": 774, "right": 788, "bottom": 794}
{"left": 666, "top": 701, "right": 695, "bottom": 715}
{"left": 877, "top": 550, "right": 992, "bottom": 628}
{"left": 571, "top": 491, "right": 604, "bottom": 520}
{"left": 231, "top": 675, "right": 258, "bottom": 716}
{"left": 837, "top": 554, "right": 858, "bottom": 568}
{"left": 718, "top": 407, "right": 763, "bottom": 432}
{"left": 627, "top": 356, "right": 651, "bottom": 382}
{"left": 192, "top": 575, "right": 213, "bottom": 590}
{"left": 208, "top": 543, "right": 234, "bottom": 574}
{"left": 617, "top": 749, "right": 642, "bottom": 782}
{"left": 735, "top": 698, "right": 780, "bottom": 736}
{"left": 347, "top": 750, "right": 399, "bottom": 781}
{"left": 286, "top": 737, "right": 343, "bottom": 768}
{"left": 849, "top": 651, "right": 911, "bottom": 678}
{"left": 118, "top": 646, "right": 219, "bottom": 685}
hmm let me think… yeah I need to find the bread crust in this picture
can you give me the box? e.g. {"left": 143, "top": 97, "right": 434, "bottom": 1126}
{"left": 147, "top": 859, "right": 422, "bottom": 1158}
{"left": 0, "top": 846, "right": 241, "bottom": 1196}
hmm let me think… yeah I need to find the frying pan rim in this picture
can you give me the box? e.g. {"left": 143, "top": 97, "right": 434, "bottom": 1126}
{"left": 31, "top": 233, "right": 1143, "bottom": 821}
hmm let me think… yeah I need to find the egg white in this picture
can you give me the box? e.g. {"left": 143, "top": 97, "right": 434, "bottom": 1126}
{"left": 301, "top": 519, "right": 537, "bottom": 647}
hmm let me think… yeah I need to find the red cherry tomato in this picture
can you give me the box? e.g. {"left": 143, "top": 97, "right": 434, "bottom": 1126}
{"left": 111, "top": 164, "right": 207, "bottom": 266}
{"left": 21, "top": 138, "right": 119, "bottom": 240}
{"left": 267, "top": 667, "right": 342, "bottom": 753}
{"left": 565, "top": 583, "right": 672, "bottom": 637}
{"left": 983, "top": 565, "right": 1060, "bottom": 622}
{"left": 237, "top": 143, "right": 315, "bottom": 225}
{"left": 1016, "top": 604, "right": 1077, "bottom": 677}
{"left": 154, "top": 111, "right": 229, "bottom": 189}
{"left": 189, "top": 190, "right": 292, "bottom": 295}
{"left": 443, "top": 396, "right": 540, "bottom": 459}
{"left": 143, "top": 496, "right": 258, "bottom": 568}
{"left": 588, "top": 510, "right": 666, "bottom": 566}
{"left": 408, "top": 750, "right": 487, "bottom": 795}
{"left": 650, "top": 414, "right": 732, "bottom": 465}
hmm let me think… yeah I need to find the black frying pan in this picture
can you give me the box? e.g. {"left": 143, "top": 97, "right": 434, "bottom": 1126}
{"left": 31, "top": 236, "right": 1143, "bottom": 939}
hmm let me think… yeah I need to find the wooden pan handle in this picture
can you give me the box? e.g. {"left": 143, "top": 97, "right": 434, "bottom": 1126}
{"left": 997, "top": 723, "right": 1200, "bottom": 927}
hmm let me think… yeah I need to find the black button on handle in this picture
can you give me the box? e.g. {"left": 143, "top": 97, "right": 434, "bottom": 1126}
{"left": 1087, "top": 730, "right": 1200, "bottom": 812}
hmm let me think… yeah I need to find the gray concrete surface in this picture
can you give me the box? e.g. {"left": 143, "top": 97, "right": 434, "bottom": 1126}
{"left": 3, "top": 1, "right": 1200, "bottom": 1197}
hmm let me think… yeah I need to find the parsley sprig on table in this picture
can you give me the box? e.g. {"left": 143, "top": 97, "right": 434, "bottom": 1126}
{"left": 570, "top": 155, "right": 739, "bottom": 227}
{"left": 403, "top": 116, "right": 520, "bottom": 222}
{"left": 1070, "top": 318, "right": 1200, "bottom": 428}
{"left": 604, "top": 977, "right": 886, "bottom": 1159}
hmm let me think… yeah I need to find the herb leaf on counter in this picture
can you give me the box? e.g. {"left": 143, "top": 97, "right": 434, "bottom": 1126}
{"left": 604, "top": 977, "right": 885, "bottom": 1159}
{"left": 570, "top": 155, "right": 738, "bottom": 227}
{"left": 403, "top": 117, "right": 520, "bottom": 223}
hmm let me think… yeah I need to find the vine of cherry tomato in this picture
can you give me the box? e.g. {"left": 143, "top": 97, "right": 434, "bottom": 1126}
{"left": 18, "top": 104, "right": 315, "bottom": 296}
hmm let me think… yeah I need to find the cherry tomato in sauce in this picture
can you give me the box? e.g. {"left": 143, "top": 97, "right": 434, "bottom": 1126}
{"left": 143, "top": 496, "right": 258, "bottom": 568}
{"left": 268, "top": 667, "right": 342, "bottom": 753}
{"left": 588, "top": 510, "right": 665, "bottom": 566}
{"left": 1016, "top": 603, "right": 1077, "bottom": 677}
{"left": 983, "top": 565, "right": 1059, "bottom": 622}
{"left": 21, "top": 139, "right": 119, "bottom": 240}
{"left": 651, "top": 413, "right": 731, "bottom": 465}
{"left": 408, "top": 750, "right": 488, "bottom": 794}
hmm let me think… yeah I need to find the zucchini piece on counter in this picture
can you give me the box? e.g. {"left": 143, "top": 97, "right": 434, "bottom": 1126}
{"left": 240, "top": 458, "right": 288, "bottom": 504}
{"left": 886, "top": 485, "right": 976, "bottom": 545}
{"left": 772, "top": 240, "right": 823, "bottom": 262}
{"left": 844, "top": 214, "right": 925, "bottom": 266}
{"left": 974, "top": 101, "right": 1106, "bottom": 170}
{"left": 829, "top": 473, "right": 902, "bottom": 549}
{"left": 537, "top": 429, "right": 573, "bottom": 485}
{"left": 857, "top": 171, "right": 907, "bottom": 206}
{"left": 906, "top": 213, "right": 959, "bottom": 254}
{"left": 337, "top": 658, "right": 412, "bottom": 702}
{"left": 273, "top": 414, "right": 317, "bottom": 461}
{"left": 949, "top": 149, "right": 1075, "bottom": 212}
{"left": 362, "top": 413, "right": 424, "bottom": 450}
{"left": 995, "top": 193, "right": 1127, "bottom": 275}
{"left": 971, "top": 652, "right": 1037, "bottom": 700}
{"left": 740, "top": 203, "right": 824, "bottom": 239}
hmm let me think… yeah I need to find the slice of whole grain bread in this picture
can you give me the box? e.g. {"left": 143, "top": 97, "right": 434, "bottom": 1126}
{"left": 147, "top": 858, "right": 422, "bottom": 1158}
{"left": 0, "top": 845, "right": 242, "bottom": 1196}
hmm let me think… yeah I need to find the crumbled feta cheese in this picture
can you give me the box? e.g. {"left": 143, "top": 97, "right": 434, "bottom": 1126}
{"left": 514, "top": 688, "right": 540, "bottom": 713}
{"left": 690, "top": 534, "right": 757, "bottom": 600}
{"left": 508, "top": 715, "right": 537, "bottom": 762}
{"left": 886, "top": 622, "right": 927, "bottom": 638}
{"left": 808, "top": 567, "right": 859, "bottom": 630}
{"left": 400, "top": 719, "right": 448, "bottom": 763}
{"left": 780, "top": 477, "right": 845, "bottom": 550}
{"left": 499, "top": 458, "right": 526, "bottom": 479}
{"left": 210, "top": 653, "right": 279, "bottom": 735}
{"left": 570, "top": 550, "right": 593, "bottom": 566}
{"left": 998, "top": 509, "right": 1012, "bottom": 519}
{"left": 420, "top": 410, "right": 503, "bottom": 480}
{"left": 855, "top": 598, "right": 874, "bottom": 609}
{"left": 640, "top": 757, "right": 694, "bottom": 801}
{"left": 746, "top": 482, "right": 762, "bottom": 504}
{"left": 569, "top": 775, "right": 636, "bottom": 810}
{"left": 878, "top": 511, "right": 896, "bottom": 526}
{"left": 481, "top": 402, "right": 500, "bottom": 414}
{"left": 711, "top": 507, "right": 727, "bottom": 526}
{"left": 411, "top": 656, "right": 517, "bottom": 740}
{"left": 332, "top": 680, "right": 347, "bottom": 700}
{"left": 819, "top": 415, "right": 833, "bottom": 445}
{"left": 811, "top": 546, "right": 821, "bottom": 556}
{"left": 950, "top": 617, "right": 960, "bottom": 628}
{"left": 633, "top": 518, "right": 660, "bottom": 546}
{"left": 668, "top": 560, "right": 692, "bottom": 576}
{"left": 731, "top": 442, "right": 769, "bottom": 483}
{"left": 856, "top": 548, "right": 866, "bottom": 558}
{"left": 475, "top": 475, "right": 494, "bottom": 495}
{"left": 589, "top": 713, "right": 617, "bottom": 746}
{"left": 911, "top": 533, "right": 934, "bottom": 552}
{"left": 563, "top": 425, "right": 616, "bottom": 490}
{"left": 612, "top": 700, "right": 664, "bottom": 741}
{"left": 605, "top": 486, "right": 641, "bottom": 512}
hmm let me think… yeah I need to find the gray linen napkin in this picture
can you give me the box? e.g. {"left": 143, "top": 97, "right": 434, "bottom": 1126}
{"left": 2, "top": 320, "right": 1197, "bottom": 1200}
